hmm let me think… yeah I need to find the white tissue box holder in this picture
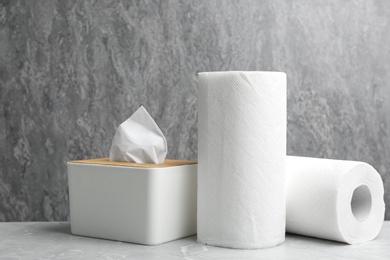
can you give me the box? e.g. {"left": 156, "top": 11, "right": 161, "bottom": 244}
{"left": 67, "top": 158, "right": 197, "bottom": 245}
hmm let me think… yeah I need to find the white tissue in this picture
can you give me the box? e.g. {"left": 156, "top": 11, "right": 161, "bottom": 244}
{"left": 286, "top": 156, "right": 385, "bottom": 244}
{"left": 197, "top": 71, "right": 287, "bottom": 249}
{"left": 109, "top": 106, "right": 167, "bottom": 164}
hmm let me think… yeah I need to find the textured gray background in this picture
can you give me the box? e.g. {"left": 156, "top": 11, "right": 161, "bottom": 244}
{"left": 0, "top": 0, "right": 389, "bottom": 221}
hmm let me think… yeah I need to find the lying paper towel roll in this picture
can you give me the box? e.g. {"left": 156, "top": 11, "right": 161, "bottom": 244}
{"left": 197, "top": 71, "right": 286, "bottom": 249}
{"left": 286, "top": 156, "right": 385, "bottom": 244}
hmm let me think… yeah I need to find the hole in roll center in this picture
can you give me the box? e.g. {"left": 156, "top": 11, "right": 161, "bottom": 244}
{"left": 350, "top": 185, "right": 372, "bottom": 222}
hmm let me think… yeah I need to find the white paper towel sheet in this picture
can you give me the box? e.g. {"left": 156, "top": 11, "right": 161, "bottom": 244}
{"left": 286, "top": 156, "right": 385, "bottom": 244}
{"left": 197, "top": 71, "right": 287, "bottom": 249}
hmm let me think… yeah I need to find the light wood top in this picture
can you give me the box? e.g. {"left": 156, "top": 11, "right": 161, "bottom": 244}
{"left": 69, "top": 158, "right": 197, "bottom": 168}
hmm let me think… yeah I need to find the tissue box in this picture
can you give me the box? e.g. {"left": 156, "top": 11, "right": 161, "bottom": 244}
{"left": 67, "top": 158, "right": 197, "bottom": 245}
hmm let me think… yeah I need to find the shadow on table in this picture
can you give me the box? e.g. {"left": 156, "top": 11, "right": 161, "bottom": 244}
{"left": 286, "top": 232, "right": 347, "bottom": 247}
{"left": 34, "top": 222, "right": 72, "bottom": 235}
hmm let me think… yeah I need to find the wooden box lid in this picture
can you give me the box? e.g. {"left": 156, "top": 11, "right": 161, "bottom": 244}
{"left": 69, "top": 158, "right": 197, "bottom": 168}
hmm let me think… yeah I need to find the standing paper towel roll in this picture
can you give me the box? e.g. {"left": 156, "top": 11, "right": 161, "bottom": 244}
{"left": 197, "top": 71, "right": 286, "bottom": 249}
{"left": 286, "top": 156, "right": 385, "bottom": 244}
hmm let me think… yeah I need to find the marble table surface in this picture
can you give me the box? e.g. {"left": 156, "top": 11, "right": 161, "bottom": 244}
{"left": 0, "top": 222, "right": 389, "bottom": 259}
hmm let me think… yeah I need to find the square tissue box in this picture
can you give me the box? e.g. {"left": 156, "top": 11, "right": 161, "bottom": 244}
{"left": 67, "top": 158, "right": 197, "bottom": 245}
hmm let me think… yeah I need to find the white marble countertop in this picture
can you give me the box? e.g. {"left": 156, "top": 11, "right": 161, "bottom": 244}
{"left": 0, "top": 222, "right": 389, "bottom": 259}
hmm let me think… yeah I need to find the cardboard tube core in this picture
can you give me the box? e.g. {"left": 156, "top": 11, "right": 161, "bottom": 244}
{"left": 351, "top": 185, "right": 372, "bottom": 222}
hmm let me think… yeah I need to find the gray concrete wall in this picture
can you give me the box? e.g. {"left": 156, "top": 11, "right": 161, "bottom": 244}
{"left": 1, "top": 0, "right": 389, "bottom": 221}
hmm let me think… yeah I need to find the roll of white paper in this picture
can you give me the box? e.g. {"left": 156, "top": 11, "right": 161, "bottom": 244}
{"left": 286, "top": 156, "right": 385, "bottom": 244}
{"left": 197, "top": 71, "right": 286, "bottom": 249}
